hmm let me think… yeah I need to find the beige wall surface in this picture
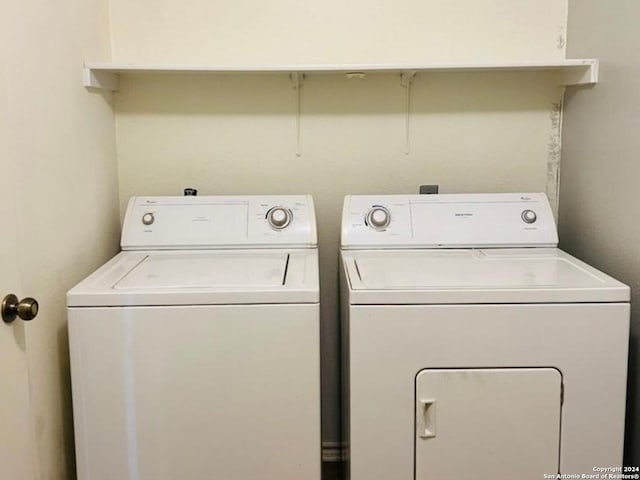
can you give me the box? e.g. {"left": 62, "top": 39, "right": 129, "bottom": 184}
{"left": 108, "top": 0, "right": 569, "bottom": 444}
{"left": 109, "top": 0, "right": 568, "bottom": 65}
{"left": 561, "top": 0, "right": 640, "bottom": 465}
{"left": 2, "top": 0, "right": 120, "bottom": 477}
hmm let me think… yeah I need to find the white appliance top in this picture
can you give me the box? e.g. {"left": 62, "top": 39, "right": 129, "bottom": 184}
{"left": 121, "top": 195, "right": 317, "bottom": 250}
{"left": 114, "top": 252, "right": 288, "bottom": 290}
{"left": 68, "top": 249, "right": 318, "bottom": 307}
{"left": 342, "top": 248, "right": 629, "bottom": 304}
{"left": 68, "top": 195, "right": 319, "bottom": 307}
{"left": 341, "top": 193, "right": 558, "bottom": 249}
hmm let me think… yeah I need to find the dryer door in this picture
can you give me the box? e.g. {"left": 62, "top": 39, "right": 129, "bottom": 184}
{"left": 415, "top": 368, "right": 561, "bottom": 480}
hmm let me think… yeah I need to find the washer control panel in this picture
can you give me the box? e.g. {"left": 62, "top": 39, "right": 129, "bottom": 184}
{"left": 122, "top": 195, "right": 317, "bottom": 250}
{"left": 342, "top": 193, "right": 558, "bottom": 248}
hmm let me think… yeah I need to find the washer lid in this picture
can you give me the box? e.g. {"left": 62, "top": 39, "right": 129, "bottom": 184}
{"left": 67, "top": 249, "right": 319, "bottom": 306}
{"left": 343, "top": 248, "right": 629, "bottom": 304}
{"left": 114, "top": 252, "right": 288, "bottom": 290}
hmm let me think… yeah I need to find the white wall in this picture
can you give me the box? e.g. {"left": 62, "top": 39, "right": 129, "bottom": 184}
{"left": 108, "top": 0, "right": 569, "bottom": 445}
{"left": 561, "top": 0, "right": 640, "bottom": 466}
{"left": 2, "top": 0, "right": 120, "bottom": 477}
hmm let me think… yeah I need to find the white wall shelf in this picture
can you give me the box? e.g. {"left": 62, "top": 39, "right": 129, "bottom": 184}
{"left": 83, "top": 59, "right": 598, "bottom": 92}
{"left": 85, "top": 59, "right": 598, "bottom": 157}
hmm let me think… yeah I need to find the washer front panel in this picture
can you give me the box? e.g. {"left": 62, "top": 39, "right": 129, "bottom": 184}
{"left": 69, "top": 304, "right": 321, "bottom": 480}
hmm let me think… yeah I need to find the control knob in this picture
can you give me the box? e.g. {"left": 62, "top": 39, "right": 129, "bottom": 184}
{"left": 267, "top": 207, "right": 292, "bottom": 229}
{"left": 521, "top": 209, "right": 537, "bottom": 224}
{"left": 366, "top": 206, "right": 391, "bottom": 230}
{"left": 142, "top": 212, "right": 155, "bottom": 225}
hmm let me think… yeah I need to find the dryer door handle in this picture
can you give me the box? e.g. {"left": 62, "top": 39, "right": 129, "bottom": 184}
{"left": 417, "top": 398, "right": 436, "bottom": 439}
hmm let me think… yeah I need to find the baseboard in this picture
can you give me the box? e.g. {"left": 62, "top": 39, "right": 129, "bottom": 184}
{"left": 322, "top": 442, "right": 344, "bottom": 462}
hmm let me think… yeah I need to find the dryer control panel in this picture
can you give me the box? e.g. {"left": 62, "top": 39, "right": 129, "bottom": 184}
{"left": 341, "top": 193, "right": 558, "bottom": 249}
{"left": 121, "top": 195, "right": 317, "bottom": 250}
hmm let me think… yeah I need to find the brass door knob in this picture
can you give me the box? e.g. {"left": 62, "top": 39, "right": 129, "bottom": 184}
{"left": 2, "top": 294, "right": 39, "bottom": 323}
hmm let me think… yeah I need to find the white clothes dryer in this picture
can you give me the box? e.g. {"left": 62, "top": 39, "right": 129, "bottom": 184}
{"left": 340, "top": 193, "right": 629, "bottom": 480}
{"left": 68, "top": 195, "right": 320, "bottom": 480}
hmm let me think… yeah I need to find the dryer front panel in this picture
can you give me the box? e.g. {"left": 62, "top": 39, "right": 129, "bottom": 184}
{"left": 415, "top": 368, "right": 561, "bottom": 479}
{"left": 344, "top": 303, "right": 629, "bottom": 480}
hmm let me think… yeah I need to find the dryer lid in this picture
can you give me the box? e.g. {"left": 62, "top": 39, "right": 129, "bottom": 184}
{"left": 343, "top": 248, "right": 629, "bottom": 304}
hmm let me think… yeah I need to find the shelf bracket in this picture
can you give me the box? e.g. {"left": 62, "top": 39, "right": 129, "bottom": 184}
{"left": 561, "top": 59, "right": 598, "bottom": 86}
{"left": 83, "top": 66, "right": 119, "bottom": 91}
{"left": 400, "top": 71, "right": 417, "bottom": 155}
{"left": 290, "top": 73, "right": 305, "bottom": 157}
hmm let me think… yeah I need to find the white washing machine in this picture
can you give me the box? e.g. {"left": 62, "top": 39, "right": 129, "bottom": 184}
{"left": 68, "top": 195, "right": 320, "bottom": 480}
{"left": 340, "top": 193, "right": 630, "bottom": 480}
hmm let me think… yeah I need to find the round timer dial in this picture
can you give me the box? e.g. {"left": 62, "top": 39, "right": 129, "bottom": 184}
{"left": 366, "top": 206, "right": 391, "bottom": 230}
{"left": 267, "top": 207, "right": 293, "bottom": 230}
{"left": 521, "top": 209, "right": 537, "bottom": 224}
{"left": 142, "top": 212, "right": 155, "bottom": 226}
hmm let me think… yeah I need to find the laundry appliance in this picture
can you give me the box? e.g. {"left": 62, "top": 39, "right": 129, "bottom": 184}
{"left": 68, "top": 195, "right": 320, "bottom": 480}
{"left": 340, "top": 193, "right": 629, "bottom": 480}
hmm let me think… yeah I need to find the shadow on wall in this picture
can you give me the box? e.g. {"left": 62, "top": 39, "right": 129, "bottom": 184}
{"left": 115, "top": 70, "right": 559, "bottom": 115}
